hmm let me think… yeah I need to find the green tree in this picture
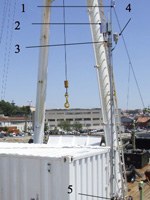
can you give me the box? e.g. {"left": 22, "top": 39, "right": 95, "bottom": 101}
{"left": 54, "top": 126, "right": 59, "bottom": 132}
{"left": 3, "top": 126, "right": 8, "bottom": 132}
{"left": 72, "top": 122, "right": 82, "bottom": 131}
{"left": 58, "top": 120, "right": 71, "bottom": 131}
{"left": 0, "top": 100, "right": 31, "bottom": 116}
{"left": 44, "top": 122, "right": 49, "bottom": 132}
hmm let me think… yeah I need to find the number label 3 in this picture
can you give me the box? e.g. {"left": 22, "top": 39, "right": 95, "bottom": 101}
{"left": 15, "top": 45, "right": 20, "bottom": 53}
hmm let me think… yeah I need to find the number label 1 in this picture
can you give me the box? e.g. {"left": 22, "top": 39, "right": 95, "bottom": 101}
{"left": 22, "top": 4, "right": 25, "bottom": 12}
{"left": 126, "top": 4, "right": 131, "bottom": 12}
{"left": 68, "top": 185, "right": 73, "bottom": 194}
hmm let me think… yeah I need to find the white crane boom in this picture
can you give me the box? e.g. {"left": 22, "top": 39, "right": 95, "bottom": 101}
{"left": 34, "top": 0, "right": 52, "bottom": 143}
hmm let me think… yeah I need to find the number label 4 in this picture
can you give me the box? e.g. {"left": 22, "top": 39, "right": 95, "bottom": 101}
{"left": 126, "top": 4, "right": 131, "bottom": 12}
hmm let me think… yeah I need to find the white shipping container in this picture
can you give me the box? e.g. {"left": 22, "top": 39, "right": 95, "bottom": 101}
{"left": 0, "top": 143, "right": 110, "bottom": 200}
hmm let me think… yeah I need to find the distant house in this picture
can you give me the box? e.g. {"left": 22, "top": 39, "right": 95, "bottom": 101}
{"left": 136, "top": 117, "right": 150, "bottom": 128}
{"left": 121, "top": 116, "right": 134, "bottom": 129}
{"left": 0, "top": 115, "right": 31, "bottom": 132}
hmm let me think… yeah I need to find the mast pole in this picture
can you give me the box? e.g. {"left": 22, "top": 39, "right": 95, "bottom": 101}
{"left": 34, "top": 0, "right": 53, "bottom": 143}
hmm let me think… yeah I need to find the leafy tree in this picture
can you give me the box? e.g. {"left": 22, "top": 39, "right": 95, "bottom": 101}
{"left": 54, "top": 126, "right": 59, "bottom": 131}
{"left": 72, "top": 122, "right": 82, "bottom": 131}
{"left": 0, "top": 100, "right": 31, "bottom": 116}
{"left": 3, "top": 126, "right": 8, "bottom": 132}
{"left": 44, "top": 122, "right": 49, "bottom": 132}
{"left": 58, "top": 120, "right": 71, "bottom": 131}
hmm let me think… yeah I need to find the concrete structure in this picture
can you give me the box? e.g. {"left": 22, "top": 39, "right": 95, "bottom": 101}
{"left": 45, "top": 108, "right": 104, "bottom": 130}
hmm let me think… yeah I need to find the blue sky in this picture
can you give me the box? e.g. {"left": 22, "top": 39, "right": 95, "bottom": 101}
{"left": 0, "top": 0, "right": 149, "bottom": 110}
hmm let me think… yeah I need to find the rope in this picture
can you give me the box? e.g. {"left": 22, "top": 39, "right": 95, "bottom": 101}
{"left": 1, "top": 0, "right": 17, "bottom": 100}
{"left": 0, "top": 0, "right": 9, "bottom": 44}
{"left": 113, "top": 7, "right": 145, "bottom": 108}
{"left": 1, "top": 0, "right": 11, "bottom": 100}
{"left": 3, "top": 0, "right": 17, "bottom": 99}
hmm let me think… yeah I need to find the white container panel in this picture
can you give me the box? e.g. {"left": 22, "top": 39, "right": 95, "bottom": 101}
{"left": 0, "top": 144, "right": 110, "bottom": 200}
{"left": 47, "top": 135, "right": 102, "bottom": 147}
{"left": 74, "top": 153, "right": 110, "bottom": 200}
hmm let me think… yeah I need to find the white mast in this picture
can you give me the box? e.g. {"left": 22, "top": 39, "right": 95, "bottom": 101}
{"left": 86, "top": 0, "right": 124, "bottom": 198}
{"left": 34, "top": 0, "right": 53, "bottom": 143}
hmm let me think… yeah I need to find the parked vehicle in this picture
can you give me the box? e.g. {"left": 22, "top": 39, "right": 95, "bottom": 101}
{"left": 0, "top": 134, "right": 4, "bottom": 138}
{"left": 125, "top": 129, "right": 132, "bottom": 133}
{"left": 9, "top": 133, "right": 16, "bottom": 137}
{"left": 16, "top": 132, "right": 25, "bottom": 137}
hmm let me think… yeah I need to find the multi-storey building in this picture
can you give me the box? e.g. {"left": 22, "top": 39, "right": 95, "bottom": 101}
{"left": 0, "top": 114, "right": 31, "bottom": 132}
{"left": 45, "top": 108, "right": 104, "bottom": 130}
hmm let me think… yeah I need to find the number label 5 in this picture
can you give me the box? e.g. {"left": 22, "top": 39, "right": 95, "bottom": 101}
{"left": 68, "top": 185, "right": 73, "bottom": 194}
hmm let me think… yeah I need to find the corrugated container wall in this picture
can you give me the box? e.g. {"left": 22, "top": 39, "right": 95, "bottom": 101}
{"left": 0, "top": 143, "right": 110, "bottom": 200}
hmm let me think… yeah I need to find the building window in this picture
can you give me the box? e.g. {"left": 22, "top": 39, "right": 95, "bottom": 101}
{"left": 75, "top": 118, "right": 82, "bottom": 121}
{"left": 74, "top": 112, "right": 91, "bottom": 115}
{"left": 84, "top": 118, "right": 91, "bottom": 121}
{"left": 74, "top": 112, "right": 82, "bottom": 115}
{"left": 93, "top": 118, "right": 100, "bottom": 120}
{"left": 84, "top": 124, "right": 91, "bottom": 127}
{"left": 66, "top": 113, "right": 74, "bottom": 115}
{"left": 57, "top": 113, "right": 64, "bottom": 115}
{"left": 92, "top": 112, "right": 100, "bottom": 114}
{"left": 66, "top": 119, "right": 73, "bottom": 121}
{"left": 57, "top": 119, "right": 64, "bottom": 121}
{"left": 48, "top": 119, "right": 55, "bottom": 121}
{"left": 93, "top": 124, "right": 100, "bottom": 126}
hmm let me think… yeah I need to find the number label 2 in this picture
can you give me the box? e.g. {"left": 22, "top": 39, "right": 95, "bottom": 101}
{"left": 15, "top": 21, "right": 20, "bottom": 30}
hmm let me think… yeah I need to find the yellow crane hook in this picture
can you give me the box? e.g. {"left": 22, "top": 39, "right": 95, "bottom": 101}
{"left": 64, "top": 80, "right": 70, "bottom": 108}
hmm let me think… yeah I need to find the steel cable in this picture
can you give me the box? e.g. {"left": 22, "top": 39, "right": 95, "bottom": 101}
{"left": 113, "top": 7, "right": 145, "bottom": 108}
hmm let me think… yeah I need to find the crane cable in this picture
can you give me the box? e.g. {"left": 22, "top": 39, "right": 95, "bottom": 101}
{"left": 113, "top": 7, "right": 145, "bottom": 108}
{"left": 63, "top": 0, "right": 70, "bottom": 108}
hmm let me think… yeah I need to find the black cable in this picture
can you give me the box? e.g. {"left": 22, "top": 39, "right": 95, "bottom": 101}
{"left": 32, "top": 22, "right": 101, "bottom": 25}
{"left": 63, "top": 0, "right": 68, "bottom": 80}
{"left": 113, "top": 7, "right": 145, "bottom": 108}
{"left": 78, "top": 193, "right": 111, "bottom": 199}
{"left": 38, "top": 5, "right": 114, "bottom": 8}
{"left": 127, "top": 62, "right": 131, "bottom": 109}
{"left": 26, "top": 41, "right": 104, "bottom": 48}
